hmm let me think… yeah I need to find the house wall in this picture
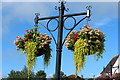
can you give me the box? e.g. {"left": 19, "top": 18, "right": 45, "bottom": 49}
{"left": 112, "top": 56, "right": 120, "bottom": 74}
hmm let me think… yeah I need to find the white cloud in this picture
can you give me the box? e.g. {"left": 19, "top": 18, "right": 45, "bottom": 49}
{"left": 92, "top": 18, "right": 112, "bottom": 27}
{"left": 3, "top": 2, "right": 50, "bottom": 20}
{"left": 91, "top": 3, "right": 118, "bottom": 28}
{"left": 68, "top": 2, "right": 118, "bottom": 28}
{"left": 2, "top": 2, "right": 51, "bottom": 34}
{"left": 46, "top": 73, "right": 53, "bottom": 78}
{"left": 2, "top": 2, "right": 118, "bottom": 34}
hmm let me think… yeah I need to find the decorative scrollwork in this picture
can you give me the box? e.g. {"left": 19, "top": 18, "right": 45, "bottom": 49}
{"left": 65, "top": 8, "right": 69, "bottom": 12}
{"left": 55, "top": 6, "right": 59, "bottom": 10}
{"left": 46, "top": 18, "right": 59, "bottom": 32}
{"left": 86, "top": 6, "right": 92, "bottom": 10}
{"left": 35, "top": 13, "right": 40, "bottom": 16}
{"left": 39, "top": 22, "right": 57, "bottom": 46}
{"left": 59, "top": 0, "right": 65, "bottom": 3}
{"left": 58, "top": 0, "right": 69, "bottom": 12}
{"left": 63, "top": 16, "right": 76, "bottom": 30}
{"left": 62, "top": 16, "right": 87, "bottom": 46}
{"left": 86, "top": 17, "right": 91, "bottom": 25}
{"left": 34, "top": 13, "right": 40, "bottom": 24}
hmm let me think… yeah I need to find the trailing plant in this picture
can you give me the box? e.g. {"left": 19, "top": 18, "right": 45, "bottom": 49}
{"left": 64, "top": 25, "right": 106, "bottom": 75}
{"left": 24, "top": 41, "right": 37, "bottom": 76}
{"left": 14, "top": 27, "right": 52, "bottom": 77}
{"left": 74, "top": 38, "right": 87, "bottom": 75}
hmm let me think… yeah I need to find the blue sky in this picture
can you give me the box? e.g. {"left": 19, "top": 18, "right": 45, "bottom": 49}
{"left": 1, "top": 2, "right": 119, "bottom": 78}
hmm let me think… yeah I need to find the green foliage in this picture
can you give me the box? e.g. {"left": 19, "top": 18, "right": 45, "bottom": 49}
{"left": 7, "top": 66, "right": 46, "bottom": 79}
{"left": 65, "top": 25, "right": 106, "bottom": 75}
{"left": 74, "top": 38, "right": 86, "bottom": 75}
{"left": 35, "top": 70, "right": 46, "bottom": 78}
{"left": 7, "top": 66, "right": 35, "bottom": 79}
{"left": 24, "top": 41, "right": 37, "bottom": 76}
{"left": 14, "top": 27, "right": 52, "bottom": 78}
{"left": 43, "top": 45, "right": 52, "bottom": 68}
{"left": 53, "top": 71, "right": 67, "bottom": 78}
{"left": 29, "top": 27, "right": 40, "bottom": 32}
{"left": 74, "top": 38, "right": 103, "bottom": 75}
{"left": 111, "top": 73, "right": 120, "bottom": 79}
{"left": 7, "top": 70, "right": 16, "bottom": 78}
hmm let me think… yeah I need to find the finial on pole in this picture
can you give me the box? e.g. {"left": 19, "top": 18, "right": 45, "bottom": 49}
{"left": 34, "top": 13, "right": 40, "bottom": 24}
{"left": 86, "top": 6, "right": 91, "bottom": 17}
{"left": 59, "top": 0, "right": 64, "bottom": 3}
{"left": 86, "top": 6, "right": 91, "bottom": 25}
{"left": 34, "top": 13, "right": 40, "bottom": 32}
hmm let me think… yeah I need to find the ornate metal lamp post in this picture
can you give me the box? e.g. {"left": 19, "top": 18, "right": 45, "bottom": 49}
{"left": 34, "top": 1, "right": 91, "bottom": 80}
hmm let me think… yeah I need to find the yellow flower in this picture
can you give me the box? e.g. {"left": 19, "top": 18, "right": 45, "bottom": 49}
{"left": 88, "top": 40, "right": 91, "bottom": 42}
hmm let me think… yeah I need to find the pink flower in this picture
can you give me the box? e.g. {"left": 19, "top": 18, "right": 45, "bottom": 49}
{"left": 84, "top": 25, "right": 90, "bottom": 28}
{"left": 64, "top": 42, "right": 69, "bottom": 46}
{"left": 14, "top": 40, "right": 18, "bottom": 44}
{"left": 36, "top": 37, "right": 39, "bottom": 39}
{"left": 16, "top": 36, "right": 21, "bottom": 40}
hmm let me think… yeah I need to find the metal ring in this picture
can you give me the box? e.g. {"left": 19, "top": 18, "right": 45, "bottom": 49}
{"left": 46, "top": 18, "right": 59, "bottom": 32}
{"left": 63, "top": 16, "right": 76, "bottom": 30}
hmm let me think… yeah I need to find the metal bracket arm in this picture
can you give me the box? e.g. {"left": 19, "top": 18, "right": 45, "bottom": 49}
{"left": 37, "top": 12, "right": 87, "bottom": 21}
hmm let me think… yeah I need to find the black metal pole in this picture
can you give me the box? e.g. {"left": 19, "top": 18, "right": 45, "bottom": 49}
{"left": 55, "top": 1, "right": 64, "bottom": 80}
{"left": 34, "top": 2, "right": 90, "bottom": 79}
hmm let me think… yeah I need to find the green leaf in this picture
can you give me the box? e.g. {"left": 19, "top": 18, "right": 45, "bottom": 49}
{"left": 29, "top": 27, "right": 40, "bottom": 31}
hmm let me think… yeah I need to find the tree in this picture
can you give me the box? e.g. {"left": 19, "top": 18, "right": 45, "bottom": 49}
{"left": 7, "top": 70, "right": 17, "bottom": 78}
{"left": 35, "top": 70, "right": 46, "bottom": 79}
{"left": 53, "top": 71, "right": 66, "bottom": 78}
{"left": 21, "top": 65, "right": 35, "bottom": 78}
{"left": 7, "top": 65, "right": 47, "bottom": 79}
{"left": 7, "top": 66, "right": 35, "bottom": 79}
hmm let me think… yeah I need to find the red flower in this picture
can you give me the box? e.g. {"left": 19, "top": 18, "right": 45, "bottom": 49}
{"left": 72, "top": 38, "right": 75, "bottom": 42}
{"left": 24, "top": 39, "right": 28, "bottom": 41}
{"left": 73, "top": 33, "right": 78, "bottom": 39}
{"left": 23, "top": 40, "right": 26, "bottom": 43}
{"left": 26, "top": 30, "right": 29, "bottom": 32}
{"left": 25, "top": 37, "right": 29, "bottom": 39}
{"left": 25, "top": 34, "right": 30, "bottom": 36}
{"left": 98, "top": 37, "right": 101, "bottom": 41}
{"left": 23, "top": 39, "right": 28, "bottom": 43}
{"left": 86, "top": 25, "right": 90, "bottom": 27}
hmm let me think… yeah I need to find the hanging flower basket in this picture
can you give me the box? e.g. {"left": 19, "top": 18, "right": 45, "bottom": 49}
{"left": 14, "top": 27, "right": 52, "bottom": 76}
{"left": 64, "top": 25, "right": 106, "bottom": 75}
